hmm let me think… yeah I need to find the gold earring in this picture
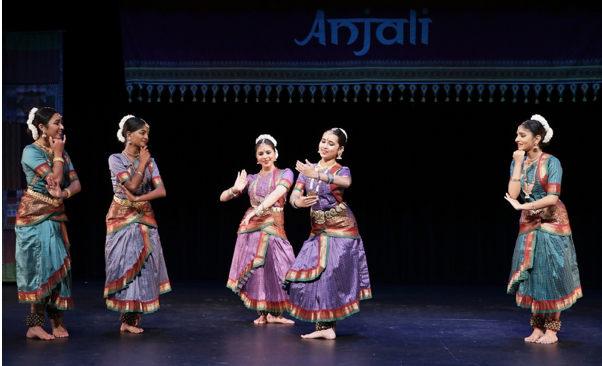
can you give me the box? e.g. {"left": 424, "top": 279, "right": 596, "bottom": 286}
{"left": 128, "top": 137, "right": 132, "bottom": 145}
{"left": 42, "top": 131, "right": 47, "bottom": 138}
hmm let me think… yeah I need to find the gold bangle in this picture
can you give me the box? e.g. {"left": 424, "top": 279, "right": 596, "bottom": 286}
{"left": 228, "top": 188, "right": 238, "bottom": 198}
{"left": 53, "top": 157, "right": 65, "bottom": 164}
{"left": 531, "top": 202, "right": 536, "bottom": 210}
{"left": 511, "top": 178, "right": 520, "bottom": 182}
{"left": 64, "top": 188, "right": 71, "bottom": 199}
{"left": 135, "top": 170, "right": 143, "bottom": 177}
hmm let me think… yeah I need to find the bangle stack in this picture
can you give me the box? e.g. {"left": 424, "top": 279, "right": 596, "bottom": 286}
{"left": 228, "top": 188, "right": 239, "bottom": 198}
{"left": 64, "top": 188, "right": 71, "bottom": 199}
{"left": 52, "top": 157, "right": 65, "bottom": 164}
{"left": 291, "top": 197, "right": 299, "bottom": 209}
{"left": 253, "top": 203, "right": 264, "bottom": 216}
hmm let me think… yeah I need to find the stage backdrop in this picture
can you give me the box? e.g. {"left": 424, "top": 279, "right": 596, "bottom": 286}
{"left": 2, "top": 31, "right": 64, "bottom": 282}
{"left": 120, "top": 5, "right": 602, "bottom": 104}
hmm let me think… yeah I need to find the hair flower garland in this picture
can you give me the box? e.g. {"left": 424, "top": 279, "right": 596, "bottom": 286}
{"left": 117, "top": 114, "right": 135, "bottom": 142}
{"left": 27, "top": 107, "right": 39, "bottom": 140}
{"left": 255, "top": 134, "right": 279, "bottom": 160}
{"left": 530, "top": 114, "right": 553, "bottom": 143}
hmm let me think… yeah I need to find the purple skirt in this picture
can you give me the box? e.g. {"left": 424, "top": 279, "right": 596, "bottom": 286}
{"left": 285, "top": 234, "right": 372, "bottom": 322}
{"left": 104, "top": 223, "right": 171, "bottom": 313}
{"left": 227, "top": 229, "right": 295, "bottom": 312}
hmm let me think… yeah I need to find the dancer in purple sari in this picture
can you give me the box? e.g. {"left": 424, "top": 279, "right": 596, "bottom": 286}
{"left": 104, "top": 115, "right": 171, "bottom": 333}
{"left": 284, "top": 127, "right": 371, "bottom": 339}
{"left": 221, "top": 134, "right": 296, "bottom": 325}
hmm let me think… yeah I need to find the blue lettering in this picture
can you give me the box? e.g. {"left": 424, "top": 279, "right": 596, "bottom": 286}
{"left": 295, "top": 10, "right": 326, "bottom": 46}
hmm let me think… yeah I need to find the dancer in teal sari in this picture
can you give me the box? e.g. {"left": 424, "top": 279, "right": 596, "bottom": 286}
{"left": 15, "top": 107, "right": 81, "bottom": 340}
{"left": 504, "top": 114, "right": 581, "bottom": 345}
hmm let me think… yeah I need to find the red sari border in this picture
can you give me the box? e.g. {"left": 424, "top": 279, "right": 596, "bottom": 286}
{"left": 516, "top": 286, "right": 583, "bottom": 313}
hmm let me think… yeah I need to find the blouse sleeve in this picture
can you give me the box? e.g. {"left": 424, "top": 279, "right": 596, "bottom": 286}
{"left": 293, "top": 172, "right": 307, "bottom": 193}
{"left": 109, "top": 154, "right": 131, "bottom": 184}
{"left": 277, "top": 168, "right": 294, "bottom": 191}
{"left": 21, "top": 145, "right": 52, "bottom": 179}
{"left": 149, "top": 158, "right": 164, "bottom": 188}
{"left": 546, "top": 156, "right": 562, "bottom": 196}
{"left": 337, "top": 166, "right": 351, "bottom": 179}
{"left": 63, "top": 150, "right": 79, "bottom": 183}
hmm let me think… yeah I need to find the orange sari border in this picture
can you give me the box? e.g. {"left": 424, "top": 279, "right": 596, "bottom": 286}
{"left": 104, "top": 224, "right": 154, "bottom": 297}
{"left": 507, "top": 231, "right": 536, "bottom": 294}
{"left": 19, "top": 293, "right": 74, "bottom": 310}
{"left": 234, "top": 291, "right": 290, "bottom": 312}
{"left": 285, "top": 234, "right": 328, "bottom": 282}
{"left": 106, "top": 297, "right": 161, "bottom": 314}
{"left": 287, "top": 297, "right": 367, "bottom": 322}
{"left": 359, "top": 288, "right": 373, "bottom": 300}
{"left": 227, "top": 231, "right": 270, "bottom": 291}
{"left": 516, "top": 286, "right": 583, "bottom": 313}
{"left": 18, "top": 258, "right": 72, "bottom": 304}
{"left": 159, "top": 281, "right": 172, "bottom": 294}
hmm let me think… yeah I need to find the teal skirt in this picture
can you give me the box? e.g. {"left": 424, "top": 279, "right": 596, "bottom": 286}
{"left": 508, "top": 230, "right": 582, "bottom": 313}
{"left": 15, "top": 219, "right": 73, "bottom": 310}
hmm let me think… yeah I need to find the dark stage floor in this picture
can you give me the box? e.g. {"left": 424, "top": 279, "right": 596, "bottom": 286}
{"left": 2, "top": 281, "right": 602, "bottom": 366}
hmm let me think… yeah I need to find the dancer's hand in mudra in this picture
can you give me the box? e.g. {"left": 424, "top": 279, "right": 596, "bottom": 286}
{"left": 233, "top": 169, "right": 248, "bottom": 194}
{"left": 504, "top": 193, "right": 523, "bottom": 210}
{"left": 240, "top": 211, "right": 255, "bottom": 227}
{"left": 296, "top": 160, "right": 318, "bottom": 179}
{"left": 45, "top": 176, "right": 63, "bottom": 198}
{"left": 294, "top": 195, "right": 319, "bottom": 208}
{"left": 119, "top": 184, "right": 138, "bottom": 202}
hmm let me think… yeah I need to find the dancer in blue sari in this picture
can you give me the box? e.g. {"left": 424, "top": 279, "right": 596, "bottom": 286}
{"left": 504, "top": 114, "right": 582, "bottom": 345}
{"left": 15, "top": 107, "right": 81, "bottom": 340}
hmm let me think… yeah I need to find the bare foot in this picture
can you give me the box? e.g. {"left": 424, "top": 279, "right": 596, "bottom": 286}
{"left": 134, "top": 313, "right": 142, "bottom": 327}
{"left": 266, "top": 314, "right": 295, "bottom": 324}
{"left": 536, "top": 330, "right": 558, "bottom": 344}
{"left": 301, "top": 328, "right": 336, "bottom": 339}
{"left": 120, "top": 323, "right": 144, "bottom": 333}
{"left": 26, "top": 326, "right": 55, "bottom": 340}
{"left": 525, "top": 328, "right": 544, "bottom": 343}
{"left": 50, "top": 317, "right": 69, "bottom": 338}
{"left": 254, "top": 315, "right": 267, "bottom": 324}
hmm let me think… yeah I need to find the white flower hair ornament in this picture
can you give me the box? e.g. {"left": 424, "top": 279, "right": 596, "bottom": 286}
{"left": 117, "top": 114, "right": 136, "bottom": 142}
{"left": 530, "top": 114, "right": 553, "bottom": 143}
{"left": 255, "top": 134, "right": 279, "bottom": 160}
{"left": 26, "top": 107, "right": 39, "bottom": 140}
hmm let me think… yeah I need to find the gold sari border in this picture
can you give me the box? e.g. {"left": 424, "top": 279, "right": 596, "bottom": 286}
{"left": 104, "top": 224, "right": 154, "bottom": 297}
{"left": 159, "top": 281, "right": 172, "bottom": 294}
{"left": 507, "top": 231, "right": 536, "bottom": 294}
{"left": 285, "top": 234, "right": 328, "bottom": 282}
{"left": 106, "top": 297, "right": 161, "bottom": 314}
{"left": 359, "top": 288, "right": 373, "bottom": 300}
{"left": 18, "top": 293, "right": 74, "bottom": 310}
{"left": 516, "top": 286, "right": 583, "bottom": 313}
{"left": 287, "top": 298, "right": 363, "bottom": 322}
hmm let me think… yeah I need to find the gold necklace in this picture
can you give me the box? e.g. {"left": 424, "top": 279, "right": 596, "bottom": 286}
{"left": 122, "top": 149, "right": 140, "bottom": 161}
{"left": 521, "top": 154, "right": 541, "bottom": 199}
{"left": 33, "top": 141, "right": 53, "bottom": 156}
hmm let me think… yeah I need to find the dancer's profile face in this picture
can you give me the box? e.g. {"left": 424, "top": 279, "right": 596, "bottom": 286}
{"left": 318, "top": 132, "right": 342, "bottom": 160}
{"left": 128, "top": 126, "right": 150, "bottom": 148}
{"left": 256, "top": 143, "right": 275, "bottom": 170}
{"left": 515, "top": 125, "right": 539, "bottom": 152}
{"left": 41, "top": 113, "right": 64, "bottom": 140}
